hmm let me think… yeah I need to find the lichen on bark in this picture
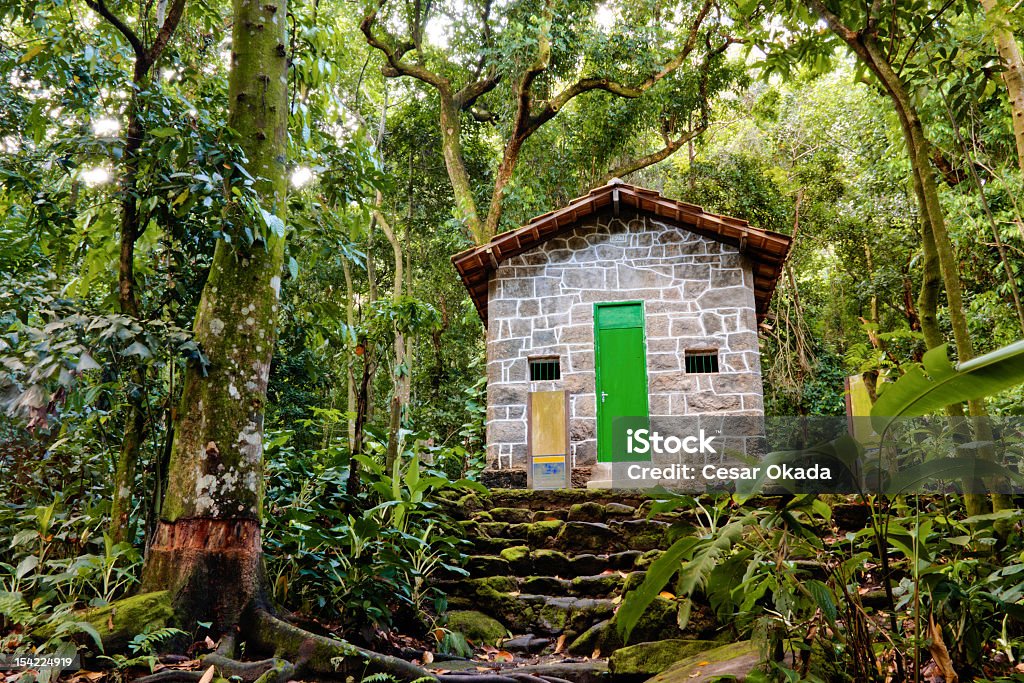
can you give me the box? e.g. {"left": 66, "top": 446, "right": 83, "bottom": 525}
{"left": 142, "top": 0, "right": 290, "bottom": 631}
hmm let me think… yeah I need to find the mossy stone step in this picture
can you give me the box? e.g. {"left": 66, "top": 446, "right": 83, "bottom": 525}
{"left": 496, "top": 546, "right": 644, "bottom": 576}
{"left": 470, "top": 520, "right": 669, "bottom": 554}
{"left": 610, "top": 639, "right": 722, "bottom": 678}
{"left": 487, "top": 507, "right": 538, "bottom": 523}
{"left": 485, "top": 489, "right": 653, "bottom": 512}
{"left": 520, "top": 570, "right": 645, "bottom": 598}
{"left": 440, "top": 570, "right": 646, "bottom": 600}
{"left": 448, "top": 591, "right": 617, "bottom": 637}
{"left": 568, "top": 598, "right": 719, "bottom": 656}
{"left": 645, "top": 640, "right": 761, "bottom": 683}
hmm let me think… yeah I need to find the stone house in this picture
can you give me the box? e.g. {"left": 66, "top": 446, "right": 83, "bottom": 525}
{"left": 452, "top": 180, "right": 791, "bottom": 487}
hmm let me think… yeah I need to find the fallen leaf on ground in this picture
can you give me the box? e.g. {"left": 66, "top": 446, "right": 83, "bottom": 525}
{"left": 659, "top": 591, "right": 675, "bottom": 600}
{"left": 494, "top": 651, "right": 514, "bottom": 663}
{"left": 422, "top": 651, "right": 434, "bottom": 664}
{"left": 198, "top": 665, "right": 215, "bottom": 683}
{"left": 555, "top": 634, "right": 566, "bottom": 654}
{"left": 928, "top": 617, "right": 958, "bottom": 683}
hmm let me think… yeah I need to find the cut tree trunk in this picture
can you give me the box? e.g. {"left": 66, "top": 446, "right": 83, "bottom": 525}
{"left": 141, "top": 0, "right": 290, "bottom": 631}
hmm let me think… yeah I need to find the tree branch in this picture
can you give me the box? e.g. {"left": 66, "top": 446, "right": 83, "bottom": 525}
{"left": 360, "top": 1, "right": 450, "bottom": 92}
{"left": 601, "top": 125, "right": 706, "bottom": 182}
{"left": 525, "top": 0, "right": 714, "bottom": 136}
{"left": 802, "top": 0, "right": 857, "bottom": 42}
{"left": 84, "top": 0, "right": 146, "bottom": 62}
{"left": 598, "top": 31, "right": 734, "bottom": 182}
{"left": 454, "top": 71, "right": 502, "bottom": 110}
{"left": 147, "top": 0, "right": 188, "bottom": 67}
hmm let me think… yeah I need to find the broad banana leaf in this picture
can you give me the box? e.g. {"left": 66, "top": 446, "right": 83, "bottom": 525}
{"left": 871, "top": 340, "right": 1024, "bottom": 435}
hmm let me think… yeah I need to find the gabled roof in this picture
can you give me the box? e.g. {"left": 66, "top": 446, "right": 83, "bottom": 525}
{"left": 451, "top": 179, "right": 792, "bottom": 323}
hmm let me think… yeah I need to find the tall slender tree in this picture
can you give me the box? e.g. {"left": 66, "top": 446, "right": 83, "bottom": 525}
{"left": 83, "top": 0, "right": 189, "bottom": 544}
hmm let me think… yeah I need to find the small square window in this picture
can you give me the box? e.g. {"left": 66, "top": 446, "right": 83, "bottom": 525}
{"left": 529, "top": 357, "right": 561, "bottom": 381}
{"left": 684, "top": 350, "right": 719, "bottom": 374}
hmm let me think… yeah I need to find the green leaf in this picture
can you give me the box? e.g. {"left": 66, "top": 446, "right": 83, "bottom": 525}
{"left": 15, "top": 554, "right": 38, "bottom": 579}
{"left": 806, "top": 580, "right": 836, "bottom": 626}
{"left": 871, "top": 341, "right": 1024, "bottom": 433}
{"left": 20, "top": 44, "right": 44, "bottom": 63}
{"left": 261, "top": 209, "right": 286, "bottom": 238}
{"left": 288, "top": 256, "right": 299, "bottom": 280}
{"left": 149, "top": 127, "right": 179, "bottom": 138}
{"left": 616, "top": 536, "right": 700, "bottom": 642}
{"left": 885, "top": 456, "right": 1024, "bottom": 495}
{"left": 120, "top": 341, "right": 152, "bottom": 359}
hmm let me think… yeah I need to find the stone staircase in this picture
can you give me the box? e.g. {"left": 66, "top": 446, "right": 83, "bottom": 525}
{"left": 435, "top": 489, "right": 720, "bottom": 659}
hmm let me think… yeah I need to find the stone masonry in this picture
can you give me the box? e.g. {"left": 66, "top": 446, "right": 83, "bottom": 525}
{"left": 485, "top": 210, "right": 765, "bottom": 472}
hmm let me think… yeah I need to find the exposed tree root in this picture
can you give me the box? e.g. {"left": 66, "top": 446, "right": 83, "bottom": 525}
{"left": 244, "top": 609, "right": 577, "bottom": 683}
{"left": 246, "top": 607, "right": 431, "bottom": 680}
{"left": 134, "top": 671, "right": 206, "bottom": 683}
{"left": 48, "top": 592, "right": 581, "bottom": 683}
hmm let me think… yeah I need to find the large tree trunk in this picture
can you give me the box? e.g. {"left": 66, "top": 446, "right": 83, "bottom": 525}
{"left": 141, "top": 0, "right": 289, "bottom": 632}
{"left": 980, "top": 0, "right": 1024, "bottom": 176}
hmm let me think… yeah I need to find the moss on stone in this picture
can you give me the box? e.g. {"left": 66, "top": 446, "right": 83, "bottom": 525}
{"left": 532, "top": 548, "right": 572, "bottom": 574}
{"left": 609, "top": 639, "right": 720, "bottom": 676}
{"left": 567, "top": 502, "right": 605, "bottom": 522}
{"left": 538, "top": 603, "right": 569, "bottom": 631}
{"left": 35, "top": 591, "right": 175, "bottom": 653}
{"left": 570, "top": 573, "right": 621, "bottom": 596}
{"left": 479, "top": 521, "right": 512, "bottom": 537}
{"left": 465, "top": 555, "right": 511, "bottom": 575}
{"left": 621, "top": 571, "right": 646, "bottom": 593}
{"left": 526, "top": 519, "right": 564, "bottom": 545}
{"left": 446, "top": 610, "right": 507, "bottom": 647}
{"left": 533, "top": 509, "right": 568, "bottom": 522}
{"left": 490, "top": 507, "right": 535, "bottom": 524}
{"left": 473, "top": 575, "right": 518, "bottom": 594}
{"left": 456, "top": 493, "right": 484, "bottom": 514}
{"left": 566, "top": 619, "right": 611, "bottom": 655}
{"left": 648, "top": 640, "right": 761, "bottom": 683}
{"left": 500, "top": 545, "right": 531, "bottom": 564}
{"left": 635, "top": 549, "right": 663, "bottom": 568}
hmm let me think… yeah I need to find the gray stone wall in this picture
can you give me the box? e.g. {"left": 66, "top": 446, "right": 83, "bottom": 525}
{"left": 485, "top": 211, "right": 764, "bottom": 471}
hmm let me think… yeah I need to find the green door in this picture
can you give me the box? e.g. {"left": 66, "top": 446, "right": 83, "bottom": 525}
{"left": 594, "top": 302, "right": 649, "bottom": 463}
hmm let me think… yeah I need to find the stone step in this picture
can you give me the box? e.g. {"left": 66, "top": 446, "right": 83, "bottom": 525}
{"left": 447, "top": 591, "right": 617, "bottom": 637}
{"left": 425, "top": 659, "right": 610, "bottom": 683}
{"left": 438, "top": 570, "right": 646, "bottom": 600}
{"left": 446, "top": 548, "right": 654, "bottom": 579}
{"left": 461, "top": 519, "right": 672, "bottom": 553}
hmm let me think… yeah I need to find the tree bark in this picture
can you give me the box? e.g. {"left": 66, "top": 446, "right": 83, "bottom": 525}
{"left": 376, "top": 210, "right": 409, "bottom": 472}
{"left": 980, "top": 0, "right": 1024, "bottom": 176}
{"left": 141, "top": 0, "right": 290, "bottom": 632}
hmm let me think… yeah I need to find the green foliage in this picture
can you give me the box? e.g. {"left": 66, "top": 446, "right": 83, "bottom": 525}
{"left": 872, "top": 341, "right": 1024, "bottom": 433}
{"left": 262, "top": 424, "right": 479, "bottom": 637}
